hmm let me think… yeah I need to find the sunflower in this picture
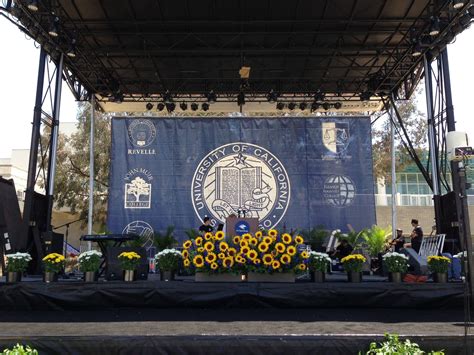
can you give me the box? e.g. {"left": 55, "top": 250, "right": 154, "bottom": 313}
{"left": 236, "top": 256, "right": 246, "bottom": 264}
{"left": 247, "top": 250, "right": 258, "bottom": 260}
{"left": 268, "top": 229, "right": 278, "bottom": 237}
{"left": 297, "top": 263, "right": 307, "bottom": 271}
{"left": 204, "top": 241, "right": 215, "bottom": 252}
{"left": 193, "top": 255, "right": 204, "bottom": 268}
{"left": 219, "top": 242, "right": 229, "bottom": 252}
{"left": 282, "top": 233, "right": 292, "bottom": 244}
{"left": 301, "top": 251, "right": 310, "bottom": 259}
{"left": 275, "top": 242, "right": 286, "bottom": 253}
{"left": 241, "top": 246, "right": 250, "bottom": 255}
{"left": 195, "top": 236, "right": 203, "bottom": 246}
{"left": 258, "top": 243, "right": 269, "bottom": 253}
{"left": 253, "top": 258, "right": 261, "bottom": 265}
{"left": 227, "top": 248, "right": 237, "bottom": 257}
{"left": 255, "top": 231, "right": 263, "bottom": 239}
{"left": 280, "top": 254, "right": 291, "bottom": 264}
{"left": 294, "top": 235, "right": 304, "bottom": 244}
{"left": 197, "top": 247, "right": 205, "bottom": 253}
{"left": 218, "top": 252, "right": 226, "bottom": 260}
{"left": 223, "top": 257, "right": 234, "bottom": 268}
{"left": 215, "top": 231, "right": 225, "bottom": 240}
{"left": 249, "top": 238, "right": 258, "bottom": 246}
{"left": 204, "top": 232, "right": 213, "bottom": 241}
{"left": 240, "top": 240, "right": 249, "bottom": 248}
{"left": 210, "top": 262, "right": 219, "bottom": 270}
{"left": 272, "top": 260, "right": 281, "bottom": 270}
{"left": 262, "top": 254, "right": 274, "bottom": 265}
{"left": 287, "top": 245, "right": 297, "bottom": 256}
{"left": 183, "top": 259, "right": 190, "bottom": 267}
{"left": 183, "top": 240, "right": 192, "bottom": 249}
{"left": 181, "top": 250, "right": 189, "bottom": 259}
{"left": 232, "top": 236, "right": 241, "bottom": 245}
{"left": 242, "top": 233, "right": 252, "bottom": 240}
{"left": 205, "top": 253, "right": 217, "bottom": 264}
{"left": 263, "top": 236, "right": 273, "bottom": 245}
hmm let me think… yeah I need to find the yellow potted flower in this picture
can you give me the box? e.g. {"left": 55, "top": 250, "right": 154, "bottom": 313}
{"left": 341, "top": 254, "right": 366, "bottom": 282}
{"left": 42, "top": 253, "right": 65, "bottom": 283}
{"left": 427, "top": 255, "right": 451, "bottom": 283}
{"left": 118, "top": 251, "right": 142, "bottom": 281}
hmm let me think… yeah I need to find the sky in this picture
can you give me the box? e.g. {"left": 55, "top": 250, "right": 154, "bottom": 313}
{"left": 0, "top": 17, "right": 473, "bottom": 158}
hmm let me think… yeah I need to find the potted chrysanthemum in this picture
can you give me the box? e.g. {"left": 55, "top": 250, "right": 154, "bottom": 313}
{"left": 154, "top": 248, "right": 182, "bottom": 281}
{"left": 341, "top": 254, "right": 366, "bottom": 282}
{"left": 427, "top": 255, "right": 451, "bottom": 283}
{"left": 78, "top": 250, "right": 102, "bottom": 282}
{"left": 118, "top": 251, "right": 142, "bottom": 281}
{"left": 5, "top": 252, "right": 32, "bottom": 283}
{"left": 382, "top": 252, "right": 409, "bottom": 283}
{"left": 42, "top": 253, "right": 65, "bottom": 282}
{"left": 307, "top": 251, "right": 331, "bottom": 282}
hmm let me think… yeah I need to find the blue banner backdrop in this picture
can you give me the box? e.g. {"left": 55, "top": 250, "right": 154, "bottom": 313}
{"left": 107, "top": 117, "right": 376, "bottom": 241}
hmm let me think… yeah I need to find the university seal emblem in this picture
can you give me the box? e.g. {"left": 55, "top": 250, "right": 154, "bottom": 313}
{"left": 127, "top": 119, "right": 156, "bottom": 148}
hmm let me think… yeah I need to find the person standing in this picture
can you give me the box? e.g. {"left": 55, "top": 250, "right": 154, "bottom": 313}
{"left": 404, "top": 219, "right": 423, "bottom": 253}
{"left": 199, "top": 216, "right": 214, "bottom": 234}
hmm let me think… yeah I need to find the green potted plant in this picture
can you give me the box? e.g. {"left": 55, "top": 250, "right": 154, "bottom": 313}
{"left": 155, "top": 248, "right": 182, "bottom": 281}
{"left": 427, "top": 255, "right": 451, "bottom": 283}
{"left": 153, "top": 226, "right": 178, "bottom": 251}
{"left": 0, "top": 343, "right": 39, "bottom": 355}
{"left": 364, "top": 333, "right": 445, "bottom": 354}
{"left": 300, "top": 226, "right": 329, "bottom": 252}
{"left": 341, "top": 254, "right": 366, "bottom": 282}
{"left": 78, "top": 250, "right": 103, "bottom": 282}
{"left": 307, "top": 251, "right": 331, "bottom": 282}
{"left": 362, "top": 225, "right": 391, "bottom": 274}
{"left": 382, "top": 252, "right": 409, "bottom": 283}
{"left": 5, "top": 253, "right": 32, "bottom": 283}
{"left": 42, "top": 253, "right": 65, "bottom": 282}
{"left": 118, "top": 251, "right": 142, "bottom": 281}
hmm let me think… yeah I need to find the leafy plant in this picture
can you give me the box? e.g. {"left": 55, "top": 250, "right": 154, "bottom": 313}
{"left": 382, "top": 252, "right": 409, "bottom": 273}
{"left": 42, "top": 253, "right": 65, "bottom": 273}
{"left": 307, "top": 252, "right": 331, "bottom": 272}
{"left": 363, "top": 225, "right": 391, "bottom": 257}
{"left": 1, "top": 344, "right": 39, "bottom": 355}
{"left": 5, "top": 253, "right": 32, "bottom": 272}
{"left": 341, "top": 254, "right": 366, "bottom": 272}
{"left": 300, "top": 226, "right": 329, "bottom": 252}
{"left": 153, "top": 226, "right": 177, "bottom": 251}
{"left": 78, "top": 250, "right": 103, "bottom": 272}
{"left": 364, "top": 333, "right": 444, "bottom": 354}
{"left": 342, "top": 229, "right": 366, "bottom": 250}
{"left": 155, "top": 249, "right": 182, "bottom": 271}
{"left": 118, "top": 251, "right": 141, "bottom": 270}
{"left": 427, "top": 256, "right": 451, "bottom": 273}
{"left": 184, "top": 228, "right": 200, "bottom": 240}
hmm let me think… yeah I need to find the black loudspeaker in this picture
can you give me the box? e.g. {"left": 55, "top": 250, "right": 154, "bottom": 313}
{"left": 0, "top": 177, "right": 24, "bottom": 252}
{"left": 42, "top": 231, "right": 64, "bottom": 255}
{"left": 440, "top": 192, "right": 460, "bottom": 255}
{"left": 105, "top": 247, "right": 149, "bottom": 281}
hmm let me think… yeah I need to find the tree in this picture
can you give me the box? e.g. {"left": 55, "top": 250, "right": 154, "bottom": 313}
{"left": 127, "top": 177, "right": 150, "bottom": 201}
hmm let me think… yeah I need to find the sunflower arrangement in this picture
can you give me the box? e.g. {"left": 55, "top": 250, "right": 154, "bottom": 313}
{"left": 42, "top": 253, "right": 66, "bottom": 273}
{"left": 427, "top": 255, "right": 451, "bottom": 274}
{"left": 118, "top": 251, "right": 142, "bottom": 271}
{"left": 341, "top": 254, "right": 366, "bottom": 272}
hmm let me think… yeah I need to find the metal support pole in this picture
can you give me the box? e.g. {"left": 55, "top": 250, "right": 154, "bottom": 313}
{"left": 390, "top": 98, "right": 397, "bottom": 239}
{"left": 46, "top": 53, "right": 64, "bottom": 231}
{"left": 423, "top": 54, "right": 443, "bottom": 233}
{"left": 21, "top": 47, "right": 47, "bottom": 251}
{"left": 87, "top": 95, "right": 95, "bottom": 250}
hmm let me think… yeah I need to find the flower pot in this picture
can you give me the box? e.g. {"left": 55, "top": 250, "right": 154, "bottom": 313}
{"left": 6, "top": 271, "right": 22, "bottom": 283}
{"left": 433, "top": 272, "right": 448, "bottom": 283}
{"left": 347, "top": 271, "right": 362, "bottom": 283}
{"left": 194, "top": 272, "right": 242, "bottom": 282}
{"left": 124, "top": 270, "right": 135, "bottom": 282}
{"left": 43, "top": 271, "right": 57, "bottom": 283}
{"left": 311, "top": 270, "right": 325, "bottom": 283}
{"left": 160, "top": 270, "right": 175, "bottom": 281}
{"left": 388, "top": 272, "right": 402, "bottom": 283}
{"left": 84, "top": 271, "right": 97, "bottom": 282}
{"left": 247, "top": 272, "right": 295, "bottom": 283}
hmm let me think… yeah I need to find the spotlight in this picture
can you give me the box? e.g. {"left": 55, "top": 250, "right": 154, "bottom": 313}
{"left": 48, "top": 17, "right": 60, "bottom": 37}
{"left": 162, "top": 90, "right": 173, "bottom": 103}
{"left": 299, "top": 102, "right": 307, "bottom": 111}
{"left": 112, "top": 92, "right": 123, "bottom": 103}
{"left": 412, "top": 41, "right": 422, "bottom": 57}
{"left": 359, "top": 92, "right": 372, "bottom": 101}
{"left": 266, "top": 90, "right": 279, "bottom": 102}
{"left": 66, "top": 38, "right": 77, "bottom": 58}
{"left": 166, "top": 102, "right": 176, "bottom": 112}
{"left": 27, "top": 0, "right": 39, "bottom": 11}
{"left": 288, "top": 102, "right": 296, "bottom": 110}
{"left": 459, "top": 11, "right": 473, "bottom": 28}
{"left": 145, "top": 103, "right": 153, "bottom": 111}
{"left": 314, "top": 89, "right": 325, "bottom": 102}
{"left": 429, "top": 17, "right": 441, "bottom": 36}
{"left": 206, "top": 90, "right": 217, "bottom": 103}
{"left": 322, "top": 102, "right": 330, "bottom": 111}
{"left": 202, "top": 103, "right": 210, "bottom": 111}
{"left": 180, "top": 102, "right": 188, "bottom": 111}
{"left": 453, "top": 0, "right": 465, "bottom": 9}
{"left": 191, "top": 103, "right": 199, "bottom": 111}
{"left": 237, "top": 92, "right": 245, "bottom": 106}
{"left": 276, "top": 102, "right": 285, "bottom": 110}
{"left": 334, "top": 102, "right": 342, "bottom": 110}
{"left": 157, "top": 103, "right": 165, "bottom": 111}
{"left": 310, "top": 102, "right": 319, "bottom": 112}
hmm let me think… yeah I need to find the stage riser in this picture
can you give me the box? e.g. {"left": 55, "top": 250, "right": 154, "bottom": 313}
{"left": 0, "top": 282, "right": 463, "bottom": 310}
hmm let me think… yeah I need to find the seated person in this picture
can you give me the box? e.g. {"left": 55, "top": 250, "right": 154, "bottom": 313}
{"left": 403, "top": 219, "right": 423, "bottom": 253}
{"left": 199, "top": 216, "right": 214, "bottom": 235}
{"left": 390, "top": 229, "right": 405, "bottom": 252}
{"left": 330, "top": 239, "right": 353, "bottom": 260}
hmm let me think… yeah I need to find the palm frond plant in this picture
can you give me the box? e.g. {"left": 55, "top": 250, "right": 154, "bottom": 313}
{"left": 153, "top": 226, "right": 177, "bottom": 251}
{"left": 342, "top": 229, "right": 366, "bottom": 250}
{"left": 362, "top": 225, "right": 391, "bottom": 258}
{"left": 184, "top": 228, "right": 200, "bottom": 240}
{"left": 300, "top": 225, "right": 329, "bottom": 252}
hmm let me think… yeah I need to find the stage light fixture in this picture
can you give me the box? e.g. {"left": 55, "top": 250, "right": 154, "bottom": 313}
{"left": 237, "top": 92, "right": 245, "bottom": 106}
{"left": 299, "top": 102, "right": 307, "bottom": 111}
{"left": 27, "top": 0, "right": 39, "bottom": 11}
{"left": 162, "top": 90, "right": 173, "bottom": 103}
{"left": 157, "top": 103, "right": 165, "bottom": 111}
{"left": 359, "top": 92, "right": 372, "bottom": 101}
{"left": 276, "top": 102, "right": 285, "bottom": 110}
{"left": 206, "top": 90, "right": 217, "bottom": 103}
{"left": 145, "top": 103, "right": 153, "bottom": 111}
{"left": 334, "top": 102, "right": 342, "bottom": 110}
{"left": 48, "top": 17, "right": 60, "bottom": 37}
{"left": 310, "top": 102, "right": 319, "bottom": 112}
{"left": 66, "top": 38, "right": 77, "bottom": 58}
{"left": 412, "top": 42, "right": 422, "bottom": 57}
{"left": 112, "top": 92, "right": 124, "bottom": 103}
{"left": 166, "top": 102, "right": 176, "bottom": 112}
{"left": 459, "top": 11, "right": 473, "bottom": 28}
{"left": 191, "top": 103, "right": 199, "bottom": 111}
{"left": 314, "top": 90, "right": 325, "bottom": 102}
{"left": 202, "top": 103, "right": 210, "bottom": 111}
{"left": 288, "top": 102, "right": 296, "bottom": 110}
{"left": 453, "top": 0, "right": 465, "bottom": 9}
{"left": 266, "top": 90, "right": 279, "bottom": 102}
{"left": 322, "top": 102, "right": 330, "bottom": 111}
{"left": 429, "top": 17, "right": 441, "bottom": 36}
{"left": 180, "top": 102, "right": 188, "bottom": 111}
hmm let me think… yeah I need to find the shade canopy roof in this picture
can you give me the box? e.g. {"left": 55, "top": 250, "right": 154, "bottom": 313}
{"left": 9, "top": 0, "right": 474, "bottom": 112}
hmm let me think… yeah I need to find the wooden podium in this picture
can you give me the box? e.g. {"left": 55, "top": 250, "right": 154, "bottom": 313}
{"left": 225, "top": 215, "right": 259, "bottom": 237}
